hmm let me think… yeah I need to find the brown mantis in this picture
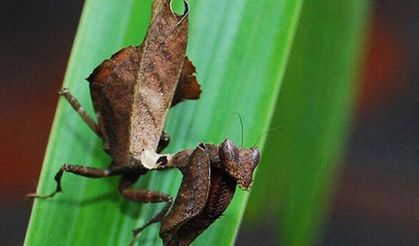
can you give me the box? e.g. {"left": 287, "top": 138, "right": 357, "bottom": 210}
{"left": 159, "top": 140, "right": 259, "bottom": 245}
{"left": 29, "top": 0, "right": 260, "bottom": 245}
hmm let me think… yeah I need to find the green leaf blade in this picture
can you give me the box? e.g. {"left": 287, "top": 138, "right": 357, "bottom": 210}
{"left": 25, "top": 0, "right": 303, "bottom": 245}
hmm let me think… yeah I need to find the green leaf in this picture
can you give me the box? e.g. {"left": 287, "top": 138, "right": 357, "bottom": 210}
{"left": 246, "top": 0, "right": 370, "bottom": 245}
{"left": 25, "top": 0, "right": 302, "bottom": 245}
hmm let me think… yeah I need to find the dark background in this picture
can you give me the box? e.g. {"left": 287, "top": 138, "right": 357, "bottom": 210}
{"left": 1, "top": 1, "right": 419, "bottom": 245}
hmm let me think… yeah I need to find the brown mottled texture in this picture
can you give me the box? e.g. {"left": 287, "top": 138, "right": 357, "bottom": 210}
{"left": 162, "top": 167, "right": 236, "bottom": 246}
{"left": 161, "top": 145, "right": 211, "bottom": 237}
{"left": 87, "top": 0, "right": 199, "bottom": 167}
{"left": 129, "top": 0, "right": 188, "bottom": 159}
{"left": 88, "top": 46, "right": 141, "bottom": 164}
{"left": 160, "top": 140, "right": 260, "bottom": 245}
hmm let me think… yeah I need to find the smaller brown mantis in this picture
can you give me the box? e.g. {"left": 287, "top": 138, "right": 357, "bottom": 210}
{"left": 158, "top": 140, "right": 259, "bottom": 246}
{"left": 28, "top": 0, "right": 260, "bottom": 245}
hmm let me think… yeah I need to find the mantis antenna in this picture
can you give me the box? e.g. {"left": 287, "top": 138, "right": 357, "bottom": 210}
{"left": 232, "top": 112, "right": 244, "bottom": 148}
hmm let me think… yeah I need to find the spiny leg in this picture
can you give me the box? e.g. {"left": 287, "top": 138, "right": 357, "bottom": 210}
{"left": 27, "top": 164, "right": 145, "bottom": 199}
{"left": 59, "top": 87, "right": 101, "bottom": 137}
{"left": 119, "top": 174, "right": 172, "bottom": 243}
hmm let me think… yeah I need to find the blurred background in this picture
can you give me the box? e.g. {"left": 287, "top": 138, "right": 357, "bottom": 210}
{"left": 1, "top": 0, "right": 418, "bottom": 245}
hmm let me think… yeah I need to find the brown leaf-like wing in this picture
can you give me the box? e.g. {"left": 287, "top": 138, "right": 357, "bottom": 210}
{"left": 88, "top": 46, "right": 142, "bottom": 164}
{"left": 164, "top": 168, "right": 236, "bottom": 246}
{"left": 87, "top": 0, "right": 192, "bottom": 166}
{"left": 171, "top": 57, "right": 201, "bottom": 106}
{"left": 129, "top": 0, "right": 190, "bottom": 157}
{"left": 160, "top": 144, "right": 211, "bottom": 244}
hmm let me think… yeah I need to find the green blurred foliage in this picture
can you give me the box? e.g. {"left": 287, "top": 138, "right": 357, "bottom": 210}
{"left": 246, "top": 1, "right": 370, "bottom": 245}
